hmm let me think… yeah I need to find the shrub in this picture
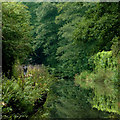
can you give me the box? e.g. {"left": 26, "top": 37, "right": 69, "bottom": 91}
{"left": 2, "top": 65, "right": 54, "bottom": 119}
{"left": 74, "top": 51, "right": 119, "bottom": 115}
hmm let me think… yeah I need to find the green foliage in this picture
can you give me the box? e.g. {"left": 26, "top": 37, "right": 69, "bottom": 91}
{"left": 73, "top": 3, "right": 119, "bottom": 53}
{"left": 3, "top": 2, "right": 119, "bottom": 119}
{"left": 27, "top": 2, "right": 119, "bottom": 79}
{"left": 2, "top": 2, "right": 33, "bottom": 77}
{"left": 23, "top": 2, "right": 41, "bottom": 38}
{"left": 30, "top": 3, "right": 59, "bottom": 67}
{"left": 75, "top": 51, "right": 119, "bottom": 115}
{"left": 89, "top": 51, "right": 117, "bottom": 71}
{"left": 2, "top": 65, "right": 54, "bottom": 119}
{"left": 55, "top": 3, "right": 89, "bottom": 78}
{"left": 111, "top": 36, "right": 120, "bottom": 56}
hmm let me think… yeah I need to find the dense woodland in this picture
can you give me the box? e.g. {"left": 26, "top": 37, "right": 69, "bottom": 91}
{"left": 2, "top": 2, "right": 120, "bottom": 119}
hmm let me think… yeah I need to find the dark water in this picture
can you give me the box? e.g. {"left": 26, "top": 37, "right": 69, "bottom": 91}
{"left": 29, "top": 80, "right": 117, "bottom": 119}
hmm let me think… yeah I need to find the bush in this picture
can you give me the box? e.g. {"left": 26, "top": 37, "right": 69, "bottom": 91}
{"left": 2, "top": 65, "right": 54, "bottom": 119}
{"left": 74, "top": 51, "right": 119, "bottom": 115}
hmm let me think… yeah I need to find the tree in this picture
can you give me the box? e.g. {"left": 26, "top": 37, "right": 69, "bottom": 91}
{"left": 55, "top": 3, "right": 89, "bottom": 78}
{"left": 2, "top": 2, "right": 33, "bottom": 77}
{"left": 74, "top": 2, "right": 119, "bottom": 54}
{"left": 33, "top": 3, "right": 58, "bottom": 67}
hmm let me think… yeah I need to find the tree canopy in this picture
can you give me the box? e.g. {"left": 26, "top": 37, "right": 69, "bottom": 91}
{"left": 2, "top": 2, "right": 33, "bottom": 77}
{"left": 2, "top": 2, "right": 120, "bottom": 119}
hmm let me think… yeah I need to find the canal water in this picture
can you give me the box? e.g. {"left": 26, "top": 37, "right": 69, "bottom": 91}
{"left": 29, "top": 79, "right": 117, "bottom": 119}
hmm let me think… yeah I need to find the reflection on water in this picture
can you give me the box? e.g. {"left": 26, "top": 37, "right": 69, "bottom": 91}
{"left": 30, "top": 80, "right": 116, "bottom": 119}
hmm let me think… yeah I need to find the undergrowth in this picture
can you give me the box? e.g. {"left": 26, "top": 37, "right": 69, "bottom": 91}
{"left": 2, "top": 64, "right": 55, "bottom": 119}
